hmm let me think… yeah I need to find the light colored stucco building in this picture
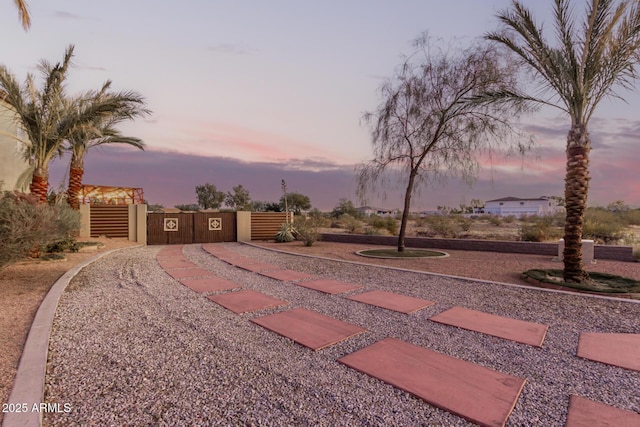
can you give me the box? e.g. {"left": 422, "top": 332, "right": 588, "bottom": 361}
{"left": 483, "top": 196, "right": 563, "bottom": 217}
{"left": 0, "top": 96, "right": 30, "bottom": 191}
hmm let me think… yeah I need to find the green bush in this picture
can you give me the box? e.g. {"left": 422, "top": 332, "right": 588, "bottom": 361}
{"left": 423, "top": 215, "right": 459, "bottom": 238}
{"left": 367, "top": 215, "right": 398, "bottom": 235}
{"left": 338, "top": 214, "right": 361, "bottom": 233}
{"left": 293, "top": 216, "right": 322, "bottom": 246}
{"left": 0, "top": 192, "right": 80, "bottom": 269}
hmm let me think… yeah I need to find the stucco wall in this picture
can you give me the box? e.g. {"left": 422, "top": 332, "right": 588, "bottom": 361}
{"left": 0, "top": 102, "right": 30, "bottom": 191}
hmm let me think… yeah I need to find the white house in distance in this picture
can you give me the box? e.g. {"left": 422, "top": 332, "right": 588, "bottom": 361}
{"left": 0, "top": 93, "right": 30, "bottom": 191}
{"left": 483, "top": 196, "right": 563, "bottom": 217}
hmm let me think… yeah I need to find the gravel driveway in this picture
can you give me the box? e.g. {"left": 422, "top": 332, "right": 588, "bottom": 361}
{"left": 44, "top": 243, "right": 640, "bottom": 426}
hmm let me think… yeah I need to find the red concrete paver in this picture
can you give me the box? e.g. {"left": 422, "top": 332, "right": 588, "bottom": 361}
{"left": 294, "top": 278, "right": 364, "bottom": 295}
{"left": 158, "top": 260, "right": 198, "bottom": 269}
{"left": 429, "top": 306, "right": 549, "bottom": 347}
{"left": 165, "top": 268, "right": 214, "bottom": 279}
{"left": 207, "top": 290, "right": 287, "bottom": 314}
{"left": 251, "top": 308, "right": 366, "bottom": 350}
{"left": 235, "top": 262, "right": 281, "bottom": 272}
{"left": 577, "top": 333, "right": 640, "bottom": 372}
{"left": 180, "top": 277, "right": 241, "bottom": 293}
{"left": 346, "top": 290, "right": 434, "bottom": 314}
{"left": 258, "top": 270, "right": 317, "bottom": 282}
{"left": 217, "top": 255, "right": 255, "bottom": 265}
{"left": 565, "top": 395, "right": 640, "bottom": 427}
{"left": 338, "top": 337, "right": 525, "bottom": 427}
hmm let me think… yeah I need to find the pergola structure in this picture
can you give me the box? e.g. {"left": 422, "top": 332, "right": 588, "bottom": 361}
{"left": 80, "top": 184, "right": 144, "bottom": 205}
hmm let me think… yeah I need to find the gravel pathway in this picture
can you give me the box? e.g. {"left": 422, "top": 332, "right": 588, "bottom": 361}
{"left": 44, "top": 243, "right": 640, "bottom": 426}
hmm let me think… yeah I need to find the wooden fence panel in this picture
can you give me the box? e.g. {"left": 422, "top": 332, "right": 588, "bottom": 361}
{"left": 147, "top": 213, "right": 194, "bottom": 245}
{"left": 193, "top": 212, "right": 236, "bottom": 243}
{"left": 250, "top": 212, "right": 293, "bottom": 240}
{"left": 90, "top": 205, "right": 129, "bottom": 238}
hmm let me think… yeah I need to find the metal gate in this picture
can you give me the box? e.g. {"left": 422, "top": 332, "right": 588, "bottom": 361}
{"left": 147, "top": 212, "right": 237, "bottom": 245}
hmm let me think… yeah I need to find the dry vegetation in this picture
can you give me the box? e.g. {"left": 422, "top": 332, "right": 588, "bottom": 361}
{"left": 321, "top": 210, "right": 640, "bottom": 259}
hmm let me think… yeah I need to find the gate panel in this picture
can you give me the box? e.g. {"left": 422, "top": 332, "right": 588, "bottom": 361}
{"left": 193, "top": 212, "right": 236, "bottom": 243}
{"left": 147, "top": 213, "right": 194, "bottom": 245}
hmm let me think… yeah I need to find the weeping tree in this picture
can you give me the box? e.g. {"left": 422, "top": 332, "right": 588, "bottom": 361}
{"left": 65, "top": 81, "right": 149, "bottom": 210}
{"left": 480, "top": 0, "right": 640, "bottom": 283}
{"left": 357, "top": 34, "right": 530, "bottom": 253}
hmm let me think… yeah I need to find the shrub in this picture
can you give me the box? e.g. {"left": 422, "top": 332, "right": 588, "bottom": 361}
{"left": 367, "top": 215, "right": 398, "bottom": 235}
{"left": 338, "top": 214, "right": 361, "bottom": 233}
{"left": 293, "top": 216, "right": 322, "bottom": 246}
{"left": 423, "top": 215, "right": 459, "bottom": 238}
{"left": 502, "top": 215, "right": 516, "bottom": 224}
{"left": 487, "top": 215, "right": 502, "bottom": 226}
{"left": 456, "top": 216, "right": 473, "bottom": 232}
{"left": 0, "top": 192, "right": 80, "bottom": 269}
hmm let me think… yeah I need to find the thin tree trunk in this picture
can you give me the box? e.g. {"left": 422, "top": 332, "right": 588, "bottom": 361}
{"left": 563, "top": 124, "right": 590, "bottom": 283}
{"left": 398, "top": 170, "right": 417, "bottom": 252}
{"left": 67, "top": 166, "right": 84, "bottom": 210}
{"left": 29, "top": 168, "right": 49, "bottom": 203}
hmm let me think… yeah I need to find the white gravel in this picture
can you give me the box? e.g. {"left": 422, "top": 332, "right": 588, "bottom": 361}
{"left": 44, "top": 243, "right": 640, "bottom": 426}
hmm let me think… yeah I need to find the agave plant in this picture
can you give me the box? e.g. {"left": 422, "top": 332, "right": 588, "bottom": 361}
{"left": 274, "top": 222, "right": 297, "bottom": 243}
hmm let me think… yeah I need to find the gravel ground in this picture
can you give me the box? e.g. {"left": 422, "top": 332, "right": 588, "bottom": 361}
{"left": 44, "top": 243, "right": 640, "bottom": 426}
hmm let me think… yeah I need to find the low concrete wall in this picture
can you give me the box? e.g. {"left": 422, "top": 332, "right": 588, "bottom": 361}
{"left": 320, "top": 233, "right": 636, "bottom": 262}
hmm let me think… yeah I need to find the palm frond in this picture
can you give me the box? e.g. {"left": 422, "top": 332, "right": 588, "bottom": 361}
{"left": 13, "top": 0, "right": 31, "bottom": 30}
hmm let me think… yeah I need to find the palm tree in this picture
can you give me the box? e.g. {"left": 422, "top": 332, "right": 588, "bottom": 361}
{"left": 13, "top": 0, "right": 31, "bottom": 30}
{"left": 480, "top": 0, "right": 640, "bottom": 283}
{"left": 65, "top": 82, "right": 148, "bottom": 209}
{"left": 0, "top": 46, "right": 75, "bottom": 202}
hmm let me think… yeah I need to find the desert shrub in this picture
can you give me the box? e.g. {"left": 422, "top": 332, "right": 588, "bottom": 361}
{"left": 487, "top": 215, "right": 502, "bottom": 226}
{"left": 519, "top": 214, "right": 563, "bottom": 242}
{"left": 274, "top": 222, "right": 296, "bottom": 242}
{"left": 502, "top": 215, "right": 516, "bottom": 224}
{"left": 424, "top": 215, "right": 459, "bottom": 238}
{"left": 519, "top": 224, "right": 549, "bottom": 242}
{"left": 620, "top": 209, "right": 640, "bottom": 226}
{"left": 293, "top": 216, "right": 322, "bottom": 246}
{"left": 455, "top": 216, "right": 473, "bottom": 232}
{"left": 367, "top": 215, "right": 398, "bottom": 235}
{"left": 580, "top": 209, "right": 625, "bottom": 243}
{"left": 338, "top": 214, "right": 361, "bottom": 233}
{"left": 45, "top": 238, "right": 79, "bottom": 253}
{"left": 0, "top": 192, "right": 80, "bottom": 269}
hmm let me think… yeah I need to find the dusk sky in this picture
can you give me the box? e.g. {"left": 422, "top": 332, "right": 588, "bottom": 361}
{"left": 2, "top": 1, "right": 639, "bottom": 210}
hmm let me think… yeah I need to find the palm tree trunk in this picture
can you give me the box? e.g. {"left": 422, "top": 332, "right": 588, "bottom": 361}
{"left": 29, "top": 168, "right": 48, "bottom": 203}
{"left": 397, "top": 169, "right": 417, "bottom": 252}
{"left": 563, "top": 124, "right": 591, "bottom": 283}
{"left": 67, "top": 167, "right": 84, "bottom": 210}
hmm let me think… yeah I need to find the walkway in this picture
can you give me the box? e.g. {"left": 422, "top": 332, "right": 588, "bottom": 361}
{"left": 154, "top": 243, "right": 640, "bottom": 427}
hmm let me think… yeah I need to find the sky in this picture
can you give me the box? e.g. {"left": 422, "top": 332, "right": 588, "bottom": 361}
{"left": 1, "top": 0, "right": 639, "bottom": 210}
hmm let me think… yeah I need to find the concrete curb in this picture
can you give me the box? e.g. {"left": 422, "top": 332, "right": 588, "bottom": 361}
{"left": 3, "top": 245, "right": 142, "bottom": 427}
{"left": 243, "top": 242, "right": 640, "bottom": 305}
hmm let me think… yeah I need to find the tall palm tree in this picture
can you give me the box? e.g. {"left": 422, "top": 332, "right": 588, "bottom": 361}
{"left": 65, "top": 82, "right": 148, "bottom": 209}
{"left": 480, "top": 0, "right": 640, "bottom": 283}
{"left": 0, "top": 46, "right": 75, "bottom": 202}
{"left": 13, "top": 0, "right": 31, "bottom": 30}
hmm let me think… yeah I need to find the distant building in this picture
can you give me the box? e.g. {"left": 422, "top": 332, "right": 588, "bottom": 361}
{"left": 0, "top": 94, "right": 30, "bottom": 191}
{"left": 356, "top": 206, "right": 399, "bottom": 217}
{"left": 484, "top": 196, "right": 563, "bottom": 217}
